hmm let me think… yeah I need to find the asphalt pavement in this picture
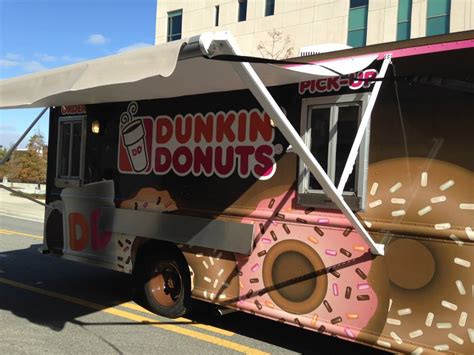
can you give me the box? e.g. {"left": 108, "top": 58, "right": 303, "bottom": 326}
{"left": 0, "top": 193, "right": 389, "bottom": 354}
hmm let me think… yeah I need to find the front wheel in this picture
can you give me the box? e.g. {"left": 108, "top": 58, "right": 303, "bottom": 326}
{"left": 143, "top": 251, "right": 191, "bottom": 318}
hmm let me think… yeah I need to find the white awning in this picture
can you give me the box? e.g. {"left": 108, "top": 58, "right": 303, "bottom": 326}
{"left": 0, "top": 32, "right": 386, "bottom": 255}
{"left": 0, "top": 32, "right": 377, "bottom": 109}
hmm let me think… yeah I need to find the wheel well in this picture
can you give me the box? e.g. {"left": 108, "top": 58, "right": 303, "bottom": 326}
{"left": 45, "top": 209, "right": 64, "bottom": 253}
{"left": 132, "top": 239, "right": 187, "bottom": 278}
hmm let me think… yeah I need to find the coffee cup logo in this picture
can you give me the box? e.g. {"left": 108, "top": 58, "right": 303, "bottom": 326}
{"left": 122, "top": 119, "right": 148, "bottom": 172}
{"left": 118, "top": 102, "right": 153, "bottom": 174}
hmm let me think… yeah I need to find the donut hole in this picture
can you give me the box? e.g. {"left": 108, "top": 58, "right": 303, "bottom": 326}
{"left": 263, "top": 240, "right": 327, "bottom": 314}
{"left": 386, "top": 239, "right": 435, "bottom": 290}
{"left": 272, "top": 251, "right": 316, "bottom": 302}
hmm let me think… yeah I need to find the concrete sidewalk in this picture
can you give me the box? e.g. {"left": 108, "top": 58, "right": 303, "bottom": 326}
{"left": 1, "top": 182, "right": 46, "bottom": 195}
{"left": 0, "top": 189, "right": 45, "bottom": 222}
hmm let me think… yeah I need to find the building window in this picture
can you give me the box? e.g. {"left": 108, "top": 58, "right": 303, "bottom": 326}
{"left": 167, "top": 10, "right": 182, "bottom": 42}
{"left": 238, "top": 0, "right": 247, "bottom": 22}
{"left": 215, "top": 6, "right": 220, "bottom": 26}
{"left": 397, "top": 0, "right": 412, "bottom": 40}
{"left": 56, "top": 117, "right": 85, "bottom": 185}
{"left": 265, "top": 0, "right": 275, "bottom": 17}
{"left": 426, "top": 0, "right": 450, "bottom": 36}
{"left": 347, "top": 0, "right": 368, "bottom": 47}
{"left": 298, "top": 94, "right": 370, "bottom": 210}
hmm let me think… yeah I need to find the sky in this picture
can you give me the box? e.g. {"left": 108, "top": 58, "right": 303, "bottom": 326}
{"left": 0, "top": 0, "right": 157, "bottom": 148}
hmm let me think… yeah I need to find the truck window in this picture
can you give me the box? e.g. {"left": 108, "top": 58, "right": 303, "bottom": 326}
{"left": 298, "top": 93, "right": 370, "bottom": 210}
{"left": 56, "top": 117, "right": 85, "bottom": 186}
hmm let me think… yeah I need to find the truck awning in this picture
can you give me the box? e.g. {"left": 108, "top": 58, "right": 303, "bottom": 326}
{"left": 0, "top": 32, "right": 376, "bottom": 109}
{"left": 1, "top": 31, "right": 386, "bottom": 256}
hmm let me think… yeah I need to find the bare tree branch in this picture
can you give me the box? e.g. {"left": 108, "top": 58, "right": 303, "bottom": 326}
{"left": 257, "top": 29, "right": 294, "bottom": 59}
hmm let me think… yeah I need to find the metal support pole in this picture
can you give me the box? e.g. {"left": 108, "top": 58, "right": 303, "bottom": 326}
{"left": 337, "top": 55, "right": 391, "bottom": 194}
{"left": 203, "top": 33, "right": 384, "bottom": 255}
{"left": 0, "top": 107, "right": 48, "bottom": 166}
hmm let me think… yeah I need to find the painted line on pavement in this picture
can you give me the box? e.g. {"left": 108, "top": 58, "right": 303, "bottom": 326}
{"left": 0, "top": 228, "right": 43, "bottom": 240}
{"left": 0, "top": 277, "right": 267, "bottom": 355}
{"left": 121, "top": 302, "right": 235, "bottom": 337}
{"left": 0, "top": 229, "right": 234, "bottom": 337}
{"left": 0, "top": 212, "right": 44, "bottom": 223}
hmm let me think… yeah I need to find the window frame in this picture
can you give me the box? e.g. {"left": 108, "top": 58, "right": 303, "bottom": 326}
{"left": 215, "top": 5, "right": 220, "bottom": 26}
{"left": 298, "top": 93, "right": 371, "bottom": 211}
{"left": 265, "top": 0, "right": 275, "bottom": 17}
{"left": 426, "top": 0, "right": 450, "bottom": 36}
{"left": 238, "top": 0, "right": 247, "bottom": 22}
{"left": 55, "top": 116, "right": 86, "bottom": 187}
{"left": 397, "top": 0, "right": 412, "bottom": 41}
{"left": 167, "top": 9, "right": 183, "bottom": 42}
{"left": 347, "top": 0, "right": 368, "bottom": 47}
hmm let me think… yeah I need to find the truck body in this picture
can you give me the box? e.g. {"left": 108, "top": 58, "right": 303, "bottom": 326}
{"left": 2, "top": 31, "right": 473, "bottom": 353}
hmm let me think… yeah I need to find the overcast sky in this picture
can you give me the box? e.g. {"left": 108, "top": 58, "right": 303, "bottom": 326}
{"left": 0, "top": 0, "right": 156, "bottom": 148}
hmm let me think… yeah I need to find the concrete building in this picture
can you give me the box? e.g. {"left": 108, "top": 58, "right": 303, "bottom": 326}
{"left": 155, "top": 0, "right": 474, "bottom": 57}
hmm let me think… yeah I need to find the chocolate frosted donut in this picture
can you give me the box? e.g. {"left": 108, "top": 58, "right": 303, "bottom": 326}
{"left": 121, "top": 187, "right": 177, "bottom": 212}
{"left": 179, "top": 246, "right": 240, "bottom": 303}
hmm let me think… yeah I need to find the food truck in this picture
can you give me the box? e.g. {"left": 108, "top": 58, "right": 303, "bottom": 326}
{"left": 1, "top": 31, "right": 473, "bottom": 353}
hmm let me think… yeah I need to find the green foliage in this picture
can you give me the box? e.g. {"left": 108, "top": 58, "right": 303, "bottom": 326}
{"left": 0, "top": 134, "right": 47, "bottom": 183}
{"left": 0, "top": 146, "right": 8, "bottom": 179}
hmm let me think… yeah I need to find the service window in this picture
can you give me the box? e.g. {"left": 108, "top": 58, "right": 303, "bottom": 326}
{"left": 55, "top": 116, "right": 85, "bottom": 186}
{"left": 298, "top": 93, "right": 370, "bottom": 210}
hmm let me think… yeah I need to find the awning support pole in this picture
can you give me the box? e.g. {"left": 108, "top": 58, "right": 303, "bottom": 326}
{"left": 205, "top": 33, "right": 384, "bottom": 255}
{"left": 0, "top": 107, "right": 48, "bottom": 166}
{"left": 337, "top": 55, "right": 391, "bottom": 194}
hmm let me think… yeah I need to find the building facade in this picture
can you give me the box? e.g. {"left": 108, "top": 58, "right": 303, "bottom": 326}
{"left": 155, "top": 0, "right": 474, "bottom": 57}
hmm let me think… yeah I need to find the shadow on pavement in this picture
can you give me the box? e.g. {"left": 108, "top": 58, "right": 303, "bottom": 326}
{"left": 0, "top": 244, "right": 133, "bottom": 332}
{"left": 0, "top": 244, "right": 387, "bottom": 354}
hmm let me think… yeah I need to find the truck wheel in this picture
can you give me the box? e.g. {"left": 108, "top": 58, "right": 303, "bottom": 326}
{"left": 143, "top": 251, "right": 191, "bottom": 318}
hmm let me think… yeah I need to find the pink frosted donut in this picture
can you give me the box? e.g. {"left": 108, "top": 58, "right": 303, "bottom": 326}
{"left": 238, "top": 191, "right": 379, "bottom": 339}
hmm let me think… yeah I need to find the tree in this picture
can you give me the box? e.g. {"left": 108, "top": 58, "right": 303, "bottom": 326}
{"left": 27, "top": 133, "right": 46, "bottom": 155}
{"left": 257, "top": 29, "right": 294, "bottom": 59}
{"left": 0, "top": 134, "right": 47, "bottom": 183}
{"left": 0, "top": 146, "right": 8, "bottom": 180}
{"left": 14, "top": 150, "right": 46, "bottom": 183}
{"left": 0, "top": 149, "right": 21, "bottom": 182}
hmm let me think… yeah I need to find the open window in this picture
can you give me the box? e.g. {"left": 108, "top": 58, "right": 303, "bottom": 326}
{"left": 298, "top": 93, "right": 370, "bottom": 211}
{"left": 55, "top": 116, "right": 86, "bottom": 187}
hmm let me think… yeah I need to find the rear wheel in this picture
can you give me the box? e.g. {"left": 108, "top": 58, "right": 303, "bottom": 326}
{"left": 142, "top": 250, "right": 191, "bottom": 318}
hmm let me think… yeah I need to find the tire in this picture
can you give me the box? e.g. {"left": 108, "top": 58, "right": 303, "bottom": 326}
{"left": 142, "top": 249, "right": 191, "bottom": 318}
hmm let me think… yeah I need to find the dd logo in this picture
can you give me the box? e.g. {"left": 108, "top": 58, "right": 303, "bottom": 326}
{"left": 132, "top": 146, "right": 142, "bottom": 156}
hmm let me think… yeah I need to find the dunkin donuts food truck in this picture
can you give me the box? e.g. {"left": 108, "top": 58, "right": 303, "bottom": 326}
{"left": 1, "top": 31, "right": 473, "bottom": 353}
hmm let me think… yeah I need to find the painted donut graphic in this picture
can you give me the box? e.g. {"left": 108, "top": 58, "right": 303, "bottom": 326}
{"left": 359, "top": 158, "right": 473, "bottom": 353}
{"left": 360, "top": 158, "right": 473, "bottom": 243}
{"left": 179, "top": 246, "right": 240, "bottom": 302}
{"left": 120, "top": 187, "right": 178, "bottom": 213}
{"left": 237, "top": 191, "right": 387, "bottom": 340}
{"left": 119, "top": 187, "right": 178, "bottom": 272}
{"left": 262, "top": 239, "right": 327, "bottom": 315}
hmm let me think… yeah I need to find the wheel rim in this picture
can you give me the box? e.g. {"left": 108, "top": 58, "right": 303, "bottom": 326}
{"left": 148, "top": 262, "right": 183, "bottom": 307}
